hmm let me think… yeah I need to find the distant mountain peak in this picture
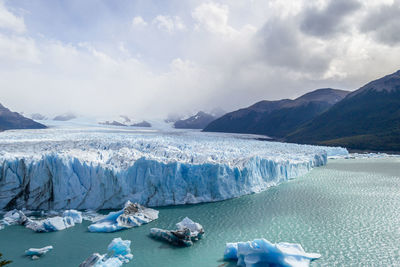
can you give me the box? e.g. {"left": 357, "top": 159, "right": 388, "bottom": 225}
{"left": 174, "top": 111, "right": 219, "bottom": 129}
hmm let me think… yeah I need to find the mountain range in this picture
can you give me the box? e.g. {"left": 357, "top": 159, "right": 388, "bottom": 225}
{"left": 204, "top": 70, "right": 400, "bottom": 152}
{"left": 204, "top": 88, "right": 349, "bottom": 137}
{"left": 286, "top": 70, "right": 400, "bottom": 151}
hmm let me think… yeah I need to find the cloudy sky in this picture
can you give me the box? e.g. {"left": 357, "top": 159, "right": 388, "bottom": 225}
{"left": 0, "top": 0, "right": 399, "bottom": 119}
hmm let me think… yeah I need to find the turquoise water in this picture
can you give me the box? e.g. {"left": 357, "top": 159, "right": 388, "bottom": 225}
{"left": 1, "top": 158, "right": 400, "bottom": 266}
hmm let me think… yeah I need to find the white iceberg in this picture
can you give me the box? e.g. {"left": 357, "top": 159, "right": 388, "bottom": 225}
{"left": 1, "top": 209, "right": 28, "bottom": 226}
{"left": 79, "top": 237, "right": 133, "bottom": 267}
{"left": 0, "top": 209, "right": 82, "bottom": 232}
{"left": 0, "top": 126, "right": 348, "bottom": 210}
{"left": 150, "top": 217, "right": 204, "bottom": 246}
{"left": 176, "top": 217, "right": 204, "bottom": 238}
{"left": 63, "top": 210, "right": 83, "bottom": 223}
{"left": 224, "top": 238, "right": 321, "bottom": 267}
{"left": 88, "top": 201, "right": 158, "bottom": 233}
{"left": 25, "top": 246, "right": 53, "bottom": 260}
{"left": 25, "top": 216, "right": 76, "bottom": 232}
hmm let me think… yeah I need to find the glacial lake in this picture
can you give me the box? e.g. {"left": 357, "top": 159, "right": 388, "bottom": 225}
{"left": 1, "top": 157, "right": 400, "bottom": 266}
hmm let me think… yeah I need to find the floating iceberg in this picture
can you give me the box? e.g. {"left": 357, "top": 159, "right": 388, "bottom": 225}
{"left": 88, "top": 201, "right": 158, "bottom": 233}
{"left": 79, "top": 237, "right": 133, "bottom": 267}
{"left": 150, "top": 217, "right": 204, "bottom": 246}
{"left": 224, "top": 238, "right": 321, "bottom": 267}
{"left": 25, "top": 216, "right": 76, "bottom": 232}
{"left": 25, "top": 246, "right": 53, "bottom": 260}
{"left": 63, "top": 210, "right": 83, "bottom": 223}
{"left": 1, "top": 209, "right": 28, "bottom": 226}
{"left": 0, "top": 126, "right": 348, "bottom": 210}
{"left": 0, "top": 209, "right": 82, "bottom": 232}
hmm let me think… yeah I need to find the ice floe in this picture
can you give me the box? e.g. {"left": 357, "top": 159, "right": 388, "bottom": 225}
{"left": 79, "top": 238, "right": 133, "bottom": 267}
{"left": 224, "top": 238, "right": 321, "bottom": 267}
{"left": 150, "top": 217, "right": 204, "bottom": 246}
{"left": 0, "top": 209, "right": 82, "bottom": 232}
{"left": 88, "top": 201, "right": 158, "bottom": 233}
{"left": 25, "top": 246, "right": 53, "bottom": 260}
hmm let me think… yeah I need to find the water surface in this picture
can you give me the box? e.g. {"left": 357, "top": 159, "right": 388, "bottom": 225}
{"left": 1, "top": 158, "right": 400, "bottom": 266}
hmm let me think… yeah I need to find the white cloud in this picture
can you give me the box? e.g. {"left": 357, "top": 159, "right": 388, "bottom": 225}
{"left": 132, "top": 16, "right": 147, "bottom": 27}
{"left": 192, "top": 2, "right": 237, "bottom": 37}
{"left": 2, "top": 0, "right": 400, "bottom": 119}
{"left": 152, "top": 15, "right": 185, "bottom": 33}
{"left": 0, "top": 1, "right": 26, "bottom": 33}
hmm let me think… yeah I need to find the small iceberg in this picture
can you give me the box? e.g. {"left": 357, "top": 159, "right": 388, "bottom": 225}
{"left": 25, "top": 246, "right": 53, "bottom": 260}
{"left": 63, "top": 210, "right": 83, "bottom": 223}
{"left": 1, "top": 209, "right": 83, "bottom": 232}
{"left": 79, "top": 237, "right": 133, "bottom": 267}
{"left": 224, "top": 238, "right": 321, "bottom": 267}
{"left": 88, "top": 201, "right": 158, "bottom": 233}
{"left": 150, "top": 217, "right": 204, "bottom": 246}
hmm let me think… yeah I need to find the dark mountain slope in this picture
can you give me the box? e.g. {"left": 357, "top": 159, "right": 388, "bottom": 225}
{"left": 203, "top": 88, "right": 349, "bottom": 137}
{"left": 0, "top": 103, "right": 47, "bottom": 131}
{"left": 286, "top": 70, "right": 400, "bottom": 151}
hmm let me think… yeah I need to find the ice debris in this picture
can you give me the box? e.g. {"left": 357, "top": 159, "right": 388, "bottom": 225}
{"left": 25, "top": 246, "right": 53, "bottom": 260}
{"left": 79, "top": 238, "right": 133, "bottom": 267}
{"left": 224, "top": 238, "right": 321, "bottom": 267}
{"left": 88, "top": 201, "right": 158, "bottom": 233}
{"left": 0, "top": 209, "right": 82, "bottom": 232}
{"left": 150, "top": 217, "right": 204, "bottom": 246}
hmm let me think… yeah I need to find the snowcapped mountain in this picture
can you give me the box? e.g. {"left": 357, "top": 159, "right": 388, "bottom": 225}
{"left": 174, "top": 111, "right": 221, "bottom": 129}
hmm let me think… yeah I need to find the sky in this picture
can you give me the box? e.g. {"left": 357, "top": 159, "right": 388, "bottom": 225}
{"left": 0, "top": 0, "right": 400, "bottom": 119}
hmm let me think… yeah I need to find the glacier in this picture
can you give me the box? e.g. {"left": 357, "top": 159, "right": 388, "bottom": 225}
{"left": 224, "top": 238, "right": 321, "bottom": 267}
{"left": 0, "top": 124, "right": 348, "bottom": 210}
{"left": 79, "top": 237, "right": 133, "bottom": 267}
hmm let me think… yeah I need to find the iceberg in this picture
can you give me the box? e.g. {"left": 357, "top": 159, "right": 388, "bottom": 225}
{"left": 150, "top": 217, "right": 204, "bottom": 246}
{"left": 0, "top": 126, "right": 348, "bottom": 210}
{"left": 25, "top": 246, "right": 53, "bottom": 260}
{"left": 79, "top": 237, "right": 133, "bottom": 267}
{"left": 0, "top": 209, "right": 82, "bottom": 232}
{"left": 224, "top": 238, "right": 321, "bottom": 267}
{"left": 63, "top": 210, "right": 83, "bottom": 223}
{"left": 1, "top": 209, "right": 28, "bottom": 226}
{"left": 88, "top": 201, "right": 158, "bottom": 233}
{"left": 25, "top": 216, "right": 76, "bottom": 232}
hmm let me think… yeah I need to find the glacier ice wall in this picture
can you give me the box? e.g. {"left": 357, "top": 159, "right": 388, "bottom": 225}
{"left": 0, "top": 127, "right": 348, "bottom": 210}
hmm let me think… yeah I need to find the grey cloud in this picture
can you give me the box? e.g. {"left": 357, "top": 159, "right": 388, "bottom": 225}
{"left": 256, "top": 20, "right": 330, "bottom": 74}
{"left": 360, "top": 2, "right": 400, "bottom": 46}
{"left": 300, "top": 0, "right": 361, "bottom": 38}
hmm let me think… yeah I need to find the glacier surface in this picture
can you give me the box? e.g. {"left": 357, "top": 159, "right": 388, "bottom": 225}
{"left": 0, "top": 125, "right": 348, "bottom": 210}
{"left": 224, "top": 238, "right": 321, "bottom": 267}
